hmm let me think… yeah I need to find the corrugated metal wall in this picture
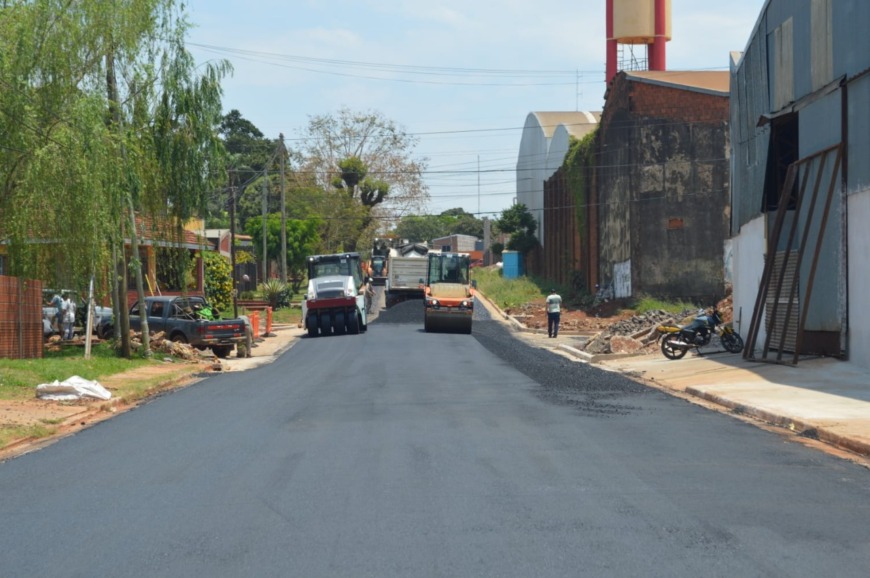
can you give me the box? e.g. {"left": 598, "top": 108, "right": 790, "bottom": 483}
{"left": 730, "top": 11, "right": 770, "bottom": 233}
{"left": 0, "top": 276, "right": 43, "bottom": 359}
{"left": 541, "top": 167, "right": 583, "bottom": 289}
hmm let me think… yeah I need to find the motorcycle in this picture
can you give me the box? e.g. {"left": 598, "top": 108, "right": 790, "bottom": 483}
{"left": 657, "top": 308, "right": 744, "bottom": 360}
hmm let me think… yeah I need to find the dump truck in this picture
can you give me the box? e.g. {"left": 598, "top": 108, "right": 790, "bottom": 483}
{"left": 302, "top": 252, "right": 369, "bottom": 337}
{"left": 385, "top": 242, "right": 429, "bottom": 307}
{"left": 423, "top": 252, "right": 475, "bottom": 334}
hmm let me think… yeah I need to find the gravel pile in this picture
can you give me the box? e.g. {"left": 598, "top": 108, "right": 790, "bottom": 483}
{"left": 473, "top": 317, "right": 655, "bottom": 417}
{"left": 607, "top": 309, "right": 696, "bottom": 336}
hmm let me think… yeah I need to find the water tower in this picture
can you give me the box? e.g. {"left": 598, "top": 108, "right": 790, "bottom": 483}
{"left": 606, "top": 0, "right": 672, "bottom": 84}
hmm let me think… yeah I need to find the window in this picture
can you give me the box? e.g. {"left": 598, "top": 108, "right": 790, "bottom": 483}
{"left": 149, "top": 301, "right": 164, "bottom": 318}
{"left": 764, "top": 113, "right": 799, "bottom": 212}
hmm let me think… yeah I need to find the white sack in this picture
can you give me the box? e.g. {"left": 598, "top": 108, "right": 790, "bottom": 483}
{"left": 36, "top": 375, "right": 112, "bottom": 401}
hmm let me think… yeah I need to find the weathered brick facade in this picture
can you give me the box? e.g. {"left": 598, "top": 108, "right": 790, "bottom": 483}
{"left": 595, "top": 71, "right": 730, "bottom": 302}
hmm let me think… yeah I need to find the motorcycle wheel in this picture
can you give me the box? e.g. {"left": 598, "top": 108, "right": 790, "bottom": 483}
{"left": 661, "top": 333, "right": 688, "bottom": 360}
{"left": 721, "top": 331, "right": 745, "bottom": 353}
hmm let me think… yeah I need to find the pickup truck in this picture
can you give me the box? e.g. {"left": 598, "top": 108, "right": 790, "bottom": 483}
{"left": 129, "top": 296, "right": 246, "bottom": 358}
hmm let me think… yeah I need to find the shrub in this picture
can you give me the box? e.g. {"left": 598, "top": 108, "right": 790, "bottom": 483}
{"left": 260, "top": 278, "right": 288, "bottom": 309}
{"left": 202, "top": 251, "right": 233, "bottom": 316}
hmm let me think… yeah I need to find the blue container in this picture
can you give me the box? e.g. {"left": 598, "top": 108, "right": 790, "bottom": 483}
{"left": 502, "top": 251, "right": 523, "bottom": 279}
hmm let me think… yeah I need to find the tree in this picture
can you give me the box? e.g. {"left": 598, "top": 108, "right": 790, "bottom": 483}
{"left": 299, "top": 108, "right": 429, "bottom": 243}
{"left": 202, "top": 251, "right": 234, "bottom": 316}
{"left": 244, "top": 214, "right": 321, "bottom": 292}
{"left": 0, "top": 0, "right": 230, "bottom": 357}
{"left": 393, "top": 208, "right": 484, "bottom": 244}
{"left": 439, "top": 208, "right": 484, "bottom": 238}
{"left": 216, "top": 111, "right": 280, "bottom": 228}
{"left": 394, "top": 215, "right": 445, "bottom": 243}
{"left": 495, "top": 204, "right": 540, "bottom": 256}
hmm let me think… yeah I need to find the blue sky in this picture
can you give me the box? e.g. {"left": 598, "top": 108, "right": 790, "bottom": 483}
{"left": 183, "top": 0, "right": 765, "bottom": 219}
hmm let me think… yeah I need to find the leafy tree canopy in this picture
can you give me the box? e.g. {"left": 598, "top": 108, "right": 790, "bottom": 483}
{"left": 495, "top": 203, "right": 539, "bottom": 256}
{"left": 218, "top": 109, "right": 275, "bottom": 175}
{"left": 244, "top": 213, "right": 321, "bottom": 284}
{"left": 393, "top": 208, "right": 483, "bottom": 243}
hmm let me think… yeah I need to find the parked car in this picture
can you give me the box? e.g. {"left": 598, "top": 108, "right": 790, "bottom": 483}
{"left": 42, "top": 290, "right": 114, "bottom": 339}
{"left": 128, "top": 295, "right": 246, "bottom": 358}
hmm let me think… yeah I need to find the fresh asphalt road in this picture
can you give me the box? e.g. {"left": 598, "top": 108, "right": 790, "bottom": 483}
{"left": 2, "top": 302, "right": 870, "bottom": 577}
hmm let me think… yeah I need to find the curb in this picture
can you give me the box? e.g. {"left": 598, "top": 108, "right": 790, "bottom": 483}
{"left": 556, "top": 343, "right": 644, "bottom": 364}
{"left": 685, "top": 387, "right": 870, "bottom": 459}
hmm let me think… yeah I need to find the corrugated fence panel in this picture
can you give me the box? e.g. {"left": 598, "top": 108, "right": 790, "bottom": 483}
{"left": 0, "top": 275, "right": 44, "bottom": 359}
{"left": 765, "top": 252, "right": 799, "bottom": 353}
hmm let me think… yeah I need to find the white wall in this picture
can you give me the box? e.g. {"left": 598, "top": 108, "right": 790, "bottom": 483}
{"left": 516, "top": 112, "right": 600, "bottom": 245}
{"left": 848, "top": 187, "right": 870, "bottom": 370}
{"left": 516, "top": 114, "right": 551, "bottom": 242}
{"left": 731, "top": 216, "right": 767, "bottom": 350}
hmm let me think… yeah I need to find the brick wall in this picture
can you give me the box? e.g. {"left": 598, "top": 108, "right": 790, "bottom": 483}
{"left": 0, "top": 276, "right": 43, "bottom": 359}
{"left": 597, "top": 74, "right": 731, "bottom": 301}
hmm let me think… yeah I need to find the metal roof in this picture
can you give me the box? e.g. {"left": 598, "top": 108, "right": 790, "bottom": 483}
{"left": 623, "top": 70, "right": 730, "bottom": 96}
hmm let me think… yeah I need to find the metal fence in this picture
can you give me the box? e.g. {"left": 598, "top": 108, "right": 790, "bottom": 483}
{"left": 0, "top": 275, "right": 43, "bottom": 359}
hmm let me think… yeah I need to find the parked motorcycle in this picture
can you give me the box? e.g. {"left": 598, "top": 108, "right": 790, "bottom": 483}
{"left": 657, "top": 308, "right": 744, "bottom": 360}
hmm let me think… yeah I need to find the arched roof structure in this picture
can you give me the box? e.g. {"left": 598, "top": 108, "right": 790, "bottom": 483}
{"left": 516, "top": 111, "right": 600, "bottom": 243}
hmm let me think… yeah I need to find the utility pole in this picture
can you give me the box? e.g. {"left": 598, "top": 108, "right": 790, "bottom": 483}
{"left": 261, "top": 171, "right": 268, "bottom": 282}
{"left": 229, "top": 175, "right": 238, "bottom": 319}
{"left": 279, "top": 133, "right": 287, "bottom": 283}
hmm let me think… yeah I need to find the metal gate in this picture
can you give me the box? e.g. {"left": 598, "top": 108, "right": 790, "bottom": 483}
{"left": 744, "top": 144, "right": 843, "bottom": 364}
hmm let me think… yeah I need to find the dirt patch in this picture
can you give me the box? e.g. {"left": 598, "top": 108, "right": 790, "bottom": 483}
{"left": 503, "top": 298, "right": 637, "bottom": 334}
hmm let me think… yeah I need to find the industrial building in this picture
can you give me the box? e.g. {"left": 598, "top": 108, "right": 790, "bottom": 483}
{"left": 728, "top": 0, "right": 870, "bottom": 369}
{"left": 516, "top": 111, "right": 601, "bottom": 248}
{"left": 596, "top": 70, "right": 731, "bottom": 302}
{"left": 522, "top": 0, "right": 730, "bottom": 302}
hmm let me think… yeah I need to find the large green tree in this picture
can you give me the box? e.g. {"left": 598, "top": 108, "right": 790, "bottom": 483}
{"left": 439, "top": 208, "right": 484, "bottom": 238}
{"left": 495, "top": 203, "right": 540, "bottom": 256}
{"left": 244, "top": 214, "right": 320, "bottom": 292}
{"left": 393, "top": 208, "right": 483, "bottom": 243}
{"left": 215, "top": 110, "right": 281, "bottom": 228}
{"left": 0, "top": 0, "right": 229, "bottom": 357}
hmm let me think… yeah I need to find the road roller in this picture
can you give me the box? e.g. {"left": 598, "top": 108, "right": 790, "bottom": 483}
{"left": 423, "top": 252, "right": 474, "bottom": 334}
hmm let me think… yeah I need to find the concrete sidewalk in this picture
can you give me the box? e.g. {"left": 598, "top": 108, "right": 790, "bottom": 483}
{"left": 587, "top": 351, "right": 870, "bottom": 459}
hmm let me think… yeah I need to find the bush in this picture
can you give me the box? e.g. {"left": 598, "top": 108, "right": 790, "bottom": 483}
{"left": 632, "top": 294, "right": 698, "bottom": 315}
{"left": 202, "top": 252, "right": 233, "bottom": 316}
{"left": 260, "top": 278, "right": 288, "bottom": 309}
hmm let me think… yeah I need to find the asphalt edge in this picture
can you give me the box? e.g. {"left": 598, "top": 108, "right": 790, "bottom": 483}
{"left": 683, "top": 387, "right": 870, "bottom": 459}
{"left": 476, "top": 289, "right": 870, "bottom": 461}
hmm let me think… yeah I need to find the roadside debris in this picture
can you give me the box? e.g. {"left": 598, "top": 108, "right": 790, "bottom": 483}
{"left": 583, "top": 309, "right": 694, "bottom": 355}
{"left": 36, "top": 376, "right": 112, "bottom": 401}
{"left": 121, "top": 331, "right": 205, "bottom": 360}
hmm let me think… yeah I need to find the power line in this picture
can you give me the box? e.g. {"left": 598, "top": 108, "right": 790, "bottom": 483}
{"left": 189, "top": 42, "right": 594, "bottom": 88}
